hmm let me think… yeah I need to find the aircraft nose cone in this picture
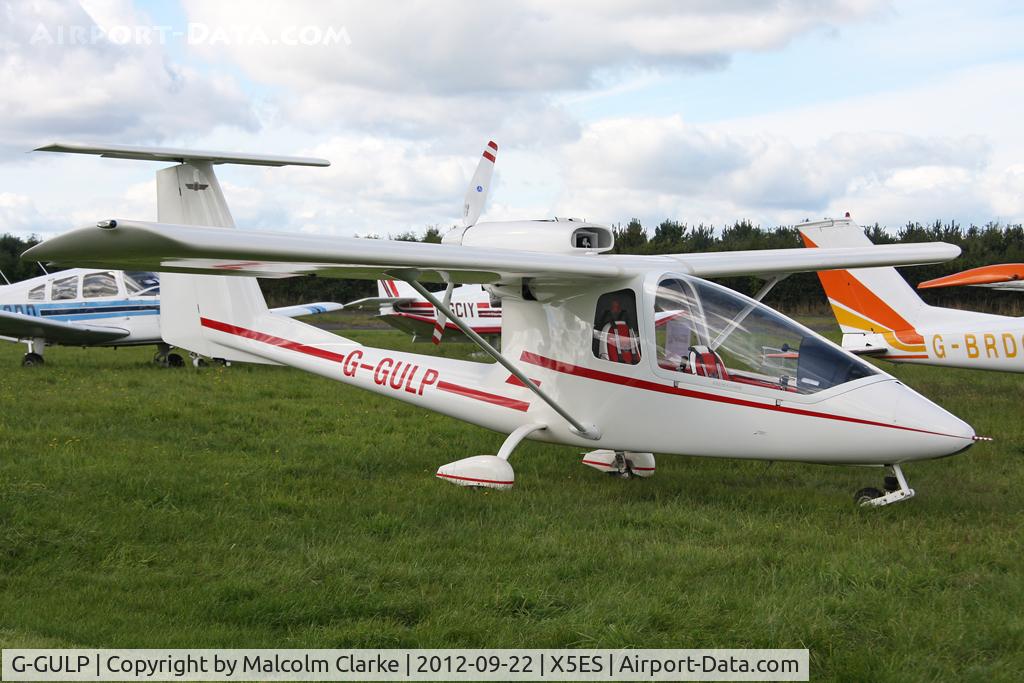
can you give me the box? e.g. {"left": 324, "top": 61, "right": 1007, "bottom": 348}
{"left": 839, "top": 379, "right": 975, "bottom": 460}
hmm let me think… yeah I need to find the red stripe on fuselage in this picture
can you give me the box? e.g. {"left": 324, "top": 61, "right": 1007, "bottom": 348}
{"left": 200, "top": 318, "right": 527, "bottom": 412}
{"left": 505, "top": 374, "right": 541, "bottom": 388}
{"left": 390, "top": 311, "right": 500, "bottom": 334}
{"left": 436, "top": 381, "right": 530, "bottom": 412}
{"left": 200, "top": 318, "right": 347, "bottom": 363}
{"left": 519, "top": 351, "right": 967, "bottom": 440}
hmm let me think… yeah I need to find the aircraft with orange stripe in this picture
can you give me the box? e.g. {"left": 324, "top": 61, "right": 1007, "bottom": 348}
{"left": 801, "top": 218, "right": 1024, "bottom": 372}
{"left": 919, "top": 264, "right": 1024, "bottom": 292}
{"left": 28, "top": 142, "right": 981, "bottom": 508}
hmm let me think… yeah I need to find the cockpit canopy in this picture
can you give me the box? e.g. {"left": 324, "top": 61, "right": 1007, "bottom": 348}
{"left": 651, "top": 275, "right": 878, "bottom": 394}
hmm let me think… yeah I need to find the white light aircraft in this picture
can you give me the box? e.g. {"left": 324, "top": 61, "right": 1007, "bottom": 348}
{"left": 0, "top": 266, "right": 342, "bottom": 367}
{"left": 345, "top": 279, "right": 501, "bottom": 344}
{"left": 27, "top": 142, "right": 980, "bottom": 507}
{"left": 801, "top": 218, "right": 1024, "bottom": 373}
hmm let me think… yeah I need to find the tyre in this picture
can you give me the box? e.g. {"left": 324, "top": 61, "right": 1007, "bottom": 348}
{"left": 884, "top": 475, "right": 900, "bottom": 492}
{"left": 21, "top": 352, "right": 44, "bottom": 367}
{"left": 854, "top": 487, "right": 883, "bottom": 506}
{"left": 167, "top": 353, "right": 185, "bottom": 368}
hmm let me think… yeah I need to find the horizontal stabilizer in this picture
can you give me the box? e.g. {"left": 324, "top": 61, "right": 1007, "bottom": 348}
{"left": 270, "top": 301, "right": 344, "bottom": 318}
{"left": 35, "top": 142, "right": 330, "bottom": 168}
{"left": 846, "top": 344, "right": 889, "bottom": 356}
{"left": 342, "top": 296, "right": 415, "bottom": 310}
{"left": 0, "top": 310, "right": 129, "bottom": 344}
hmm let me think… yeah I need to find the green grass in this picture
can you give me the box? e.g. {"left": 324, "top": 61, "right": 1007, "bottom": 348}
{"left": 1, "top": 325, "right": 1022, "bottom": 681}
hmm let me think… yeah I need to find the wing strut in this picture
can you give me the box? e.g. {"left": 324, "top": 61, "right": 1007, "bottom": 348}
{"left": 399, "top": 275, "right": 601, "bottom": 440}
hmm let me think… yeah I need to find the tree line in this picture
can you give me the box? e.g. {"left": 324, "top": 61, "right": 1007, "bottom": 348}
{"left": 3, "top": 220, "right": 1023, "bottom": 314}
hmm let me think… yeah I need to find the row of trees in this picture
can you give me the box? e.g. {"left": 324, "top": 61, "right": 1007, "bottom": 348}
{"left": 4, "top": 220, "right": 1024, "bottom": 314}
{"left": 611, "top": 218, "right": 1024, "bottom": 314}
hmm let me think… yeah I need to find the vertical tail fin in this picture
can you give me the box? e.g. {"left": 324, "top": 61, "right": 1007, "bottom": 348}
{"left": 155, "top": 161, "right": 278, "bottom": 363}
{"left": 34, "top": 143, "right": 331, "bottom": 364}
{"left": 378, "top": 279, "right": 422, "bottom": 299}
{"left": 799, "top": 219, "right": 930, "bottom": 353}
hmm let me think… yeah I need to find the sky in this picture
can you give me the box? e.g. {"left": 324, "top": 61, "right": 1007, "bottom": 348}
{"left": 1, "top": 0, "right": 1022, "bottom": 240}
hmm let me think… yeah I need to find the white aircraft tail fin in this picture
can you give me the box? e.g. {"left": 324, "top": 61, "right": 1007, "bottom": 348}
{"left": 377, "top": 279, "right": 422, "bottom": 300}
{"left": 154, "top": 161, "right": 279, "bottom": 363}
{"left": 798, "top": 218, "right": 999, "bottom": 351}
{"left": 462, "top": 140, "right": 497, "bottom": 227}
{"left": 36, "top": 142, "right": 337, "bottom": 365}
{"left": 798, "top": 219, "right": 932, "bottom": 337}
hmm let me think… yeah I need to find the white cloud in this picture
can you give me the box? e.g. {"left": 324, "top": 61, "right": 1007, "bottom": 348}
{"left": 3, "top": 1, "right": 1019, "bottom": 243}
{"left": 182, "top": 1, "right": 886, "bottom": 94}
{"left": 0, "top": 0, "right": 257, "bottom": 159}
{"left": 176, "top": 0, "right": 885, "bottom": 146}
{"left": 560, "top": 114, "right": 991, "bottom": 221}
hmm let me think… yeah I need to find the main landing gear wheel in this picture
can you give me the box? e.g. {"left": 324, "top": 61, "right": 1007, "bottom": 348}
{"left": 856, "top": 464, "right": 916, "bottom": 507}
{"left": 154, "top": 343, "right": 185, "bottom": 368}
{"left": 22, "top": 352, "right": 44, "bottom": 367}
{"left": 580, "top": 449, "right": 656, "bottom": 478}
{"left": 854, "top": 487, "right": 883, "bottom": 505}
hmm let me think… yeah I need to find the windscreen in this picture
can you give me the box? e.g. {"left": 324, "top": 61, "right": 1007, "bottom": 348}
{"left": 124, "top": 271, "right": 160, "bottom": 295}
{"left": 653, "top": 276, "right": 878, "bottom": 394}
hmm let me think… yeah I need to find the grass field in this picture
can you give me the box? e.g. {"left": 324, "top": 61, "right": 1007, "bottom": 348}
{"left": 1, "top": 317, "right": 1023, "bottom": 681}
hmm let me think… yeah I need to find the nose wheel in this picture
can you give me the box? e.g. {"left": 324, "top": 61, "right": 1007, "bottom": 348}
{"left": 22, "top": 352, "right": 44, "bottom": 367}
{"left": 856, "top": 464, "right": 915, "bottom": 507}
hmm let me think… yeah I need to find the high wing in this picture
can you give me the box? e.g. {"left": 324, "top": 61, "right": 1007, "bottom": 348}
{"left": 25, "top": 219, "right": 961, "bottom": 284}
{"left": 269, "top": 302, "right": 345, "bottom": 317}
{"left": 0, "top": 309, "right": 129, "bottom": 344}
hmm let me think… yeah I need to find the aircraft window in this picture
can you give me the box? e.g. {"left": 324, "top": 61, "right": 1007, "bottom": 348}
{"left": 593, "top": 289, "right": 641, "bottom": 364}
{"left": 124, "top": 271, "right": 160, "bottom": 295}
{"left": 83, "top": 272, "right": 118, "bottom": 298}
{"left": 653, "top": 276, "right": 878, "bottom": 393}
{"left": 28, "top": 285, "right": 45, "bottom": 301}
{"left": 51, "top": 275, "right": 78, "bottom": 301}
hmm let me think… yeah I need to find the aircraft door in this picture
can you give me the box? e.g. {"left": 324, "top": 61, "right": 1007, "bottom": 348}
{"left": 592, "top": 288, "right": 642, "bottom": 365}
{"left": 649, "top": 274, "right": 879, "bottom": 395}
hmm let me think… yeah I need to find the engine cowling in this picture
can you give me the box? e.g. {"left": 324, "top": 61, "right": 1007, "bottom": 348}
{"left": 442, "top": 218, "right": 615, "bottom": 255}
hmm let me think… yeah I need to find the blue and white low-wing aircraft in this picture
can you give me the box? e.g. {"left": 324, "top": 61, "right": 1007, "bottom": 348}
{"left": 0, "top": 267, "right": 342, "bottom": 367}
{"left": 28, "top": 141, "right": 980, "bottom": 507}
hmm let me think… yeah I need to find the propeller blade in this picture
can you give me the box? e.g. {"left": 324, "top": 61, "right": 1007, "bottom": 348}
{"left": 462, "top": 140, "right": 497, "bottom": 227}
